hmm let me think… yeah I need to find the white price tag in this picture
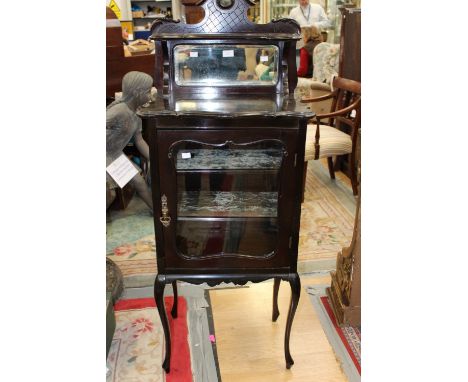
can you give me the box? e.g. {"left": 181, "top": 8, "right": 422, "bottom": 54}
{"left": 222, "top": 50, "right": 234, "bottom": 57}
{"left": 189, "top": 51, "right": 198, "bottom": 57}
{"left": 106, "top": 154, "right": 139, "bottom": 188}
{"left": 260, "top": 55, "right": 269, "bottom": 62}
{"left": 181, "top": 152, "right": 192, "bottom": 159}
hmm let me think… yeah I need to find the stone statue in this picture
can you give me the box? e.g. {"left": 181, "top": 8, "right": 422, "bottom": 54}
{"left": 106, "top": 71, "right": 153, "bottom": 210}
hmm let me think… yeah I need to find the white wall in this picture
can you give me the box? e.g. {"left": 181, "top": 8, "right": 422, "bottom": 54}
{"left": 106, "top": 0, "right": 132, "bottom": 21}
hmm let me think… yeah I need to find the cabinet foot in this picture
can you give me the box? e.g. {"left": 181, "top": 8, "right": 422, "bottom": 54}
{"left": 162, "top": 358, "right": 170, "bottom": 373}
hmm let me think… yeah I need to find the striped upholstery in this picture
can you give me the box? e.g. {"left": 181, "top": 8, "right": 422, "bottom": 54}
{"left": 305, "top": 124, "right": 352, "bottom": 161}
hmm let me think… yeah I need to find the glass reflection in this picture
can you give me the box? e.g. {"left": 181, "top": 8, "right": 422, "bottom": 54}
{"left": 173, "top": 141, "right": 284, "bottom": 258}
{"left": 174, "top": 45, "right": 279, "bottom": 86}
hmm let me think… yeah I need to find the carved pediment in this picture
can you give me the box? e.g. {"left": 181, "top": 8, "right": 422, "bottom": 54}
{"left": 150, "top": 0, "right": 300, "bottom": 38}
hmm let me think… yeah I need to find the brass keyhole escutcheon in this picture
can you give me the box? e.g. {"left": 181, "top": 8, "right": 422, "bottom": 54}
{"left": 160, "top": 195, "right": 171, "bottom": 227}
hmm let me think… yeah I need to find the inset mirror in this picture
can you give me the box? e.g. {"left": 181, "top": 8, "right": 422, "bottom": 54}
{"left": 174, "top": 44, "right": 279, "bottom": 87}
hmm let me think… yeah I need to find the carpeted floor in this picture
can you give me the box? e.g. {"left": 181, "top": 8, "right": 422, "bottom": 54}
{"left": 298, "top": 160, "right": 356, "bottom": 272}
{"left": 106, "top": 161, "right": 356, "bottom": 288}
{"left": 307, "top": 284, "right": 361, "bottom": 382}
{"left": 107, "top": 283, "right": 219, "bottom": 382}
{"left": 107, "top": 296, "right": 191, "bottom": 382}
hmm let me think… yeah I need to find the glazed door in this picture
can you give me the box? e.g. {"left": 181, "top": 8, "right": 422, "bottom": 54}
{"left": 157, "top": 129, "right": 300, "bottom": 270}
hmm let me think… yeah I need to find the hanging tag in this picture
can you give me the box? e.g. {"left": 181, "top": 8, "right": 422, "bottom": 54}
{"left": 260, "top": 55, "right": 269, "bottom": 62}
{"left": 106, "top": 154, "right": 139, "bottom": 188}
{"left": 189, "top": 51, "right": 198, "bottom": 57}
{"left": 222, "top": 50, "right": 234, "bottom": 57}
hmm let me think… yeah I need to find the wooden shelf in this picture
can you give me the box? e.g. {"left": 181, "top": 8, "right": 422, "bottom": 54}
{"left": 178, "top": 191, "right": 278, "bottom": 218}
{"left": 175, "top": 149, "right": 283, "bottom": 171}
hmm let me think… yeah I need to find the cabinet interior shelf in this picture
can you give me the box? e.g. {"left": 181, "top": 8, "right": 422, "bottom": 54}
{"left": 176, "top": 168, "right": 279, "bottom": 174}
{"left": 177, "top": 216, "right": 277, "bottom": 222}
{"left": 175, "top": 149, "right": 283, "bottom": 171}
{"left": 178, "top": 191, "right": 278, "bottom": 218}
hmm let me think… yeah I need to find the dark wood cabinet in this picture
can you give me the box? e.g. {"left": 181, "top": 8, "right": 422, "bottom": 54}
{"left": 339, "top": 7, "right": 361, "bottom": 82}
{"left": 334, "top": 6, "right": 361, "bottom": 177}
{"left": 155, "top": 128, "right": 300, "bottom": 270}
{"left": 138, "top": 0, "right": 314, "bottom": 373}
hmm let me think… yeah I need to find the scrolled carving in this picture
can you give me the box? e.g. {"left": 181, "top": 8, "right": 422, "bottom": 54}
{"left": 150, "top": 0, "right": 300, "bottom": 38}
{"left": 163, "top": 274, "right": 294, "bottom": 287}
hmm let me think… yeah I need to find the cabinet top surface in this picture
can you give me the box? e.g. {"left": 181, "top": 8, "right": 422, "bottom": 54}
{"left": 137, "top": 94, "right": 315, "bottom": 119}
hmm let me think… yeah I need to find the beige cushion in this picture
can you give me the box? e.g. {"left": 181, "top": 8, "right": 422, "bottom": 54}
{"left": 305, "top": 124, "right": 352, "bottom": 161}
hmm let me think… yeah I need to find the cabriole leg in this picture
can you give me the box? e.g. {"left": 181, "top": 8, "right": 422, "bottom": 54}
{"left": 154, "top": 274, "right": 171, "bottom": 373}
{"left": 171, "top": 280, "right": 178, "bottom": 318}
{"left": 284, "top": 273, "right": 301, "bottom": 369}
{"left": 272, "top": 278, "right": 280, "bottom": 322}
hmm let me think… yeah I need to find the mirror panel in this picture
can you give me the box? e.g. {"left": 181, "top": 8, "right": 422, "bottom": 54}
{"left": 174, "top": 44, "right": 279, "bottom": 86}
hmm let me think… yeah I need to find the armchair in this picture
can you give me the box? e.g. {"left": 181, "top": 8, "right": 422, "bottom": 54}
{"left": 301, "top": 76, "right": 361, "bottom": 197}
{"left": 295, "top": 42, "right": 340, "bottom": 116}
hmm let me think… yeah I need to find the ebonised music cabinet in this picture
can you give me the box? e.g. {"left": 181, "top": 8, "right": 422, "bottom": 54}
{"left": 138, "top": 0, "right": 315, "bottom": 373}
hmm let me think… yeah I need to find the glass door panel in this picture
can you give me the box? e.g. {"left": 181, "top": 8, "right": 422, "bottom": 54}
{"left": 170, "top": 140, "right": 285, "bottom": 259}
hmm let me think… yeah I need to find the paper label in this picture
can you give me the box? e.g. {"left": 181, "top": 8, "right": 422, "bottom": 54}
{"left": 181, "top": 152, "right": 191, "bottom": 159}
{"left": 106, "top": 154, "right": 139, "bottom": 188}
{"left": 260, "top": 55, "right": 269, "bottom": 62}
{"left": 222, "top": 50, "right": 234, "bottom": 57}
{"left": 189, "top": 51, "right": 198, "bottom": 57}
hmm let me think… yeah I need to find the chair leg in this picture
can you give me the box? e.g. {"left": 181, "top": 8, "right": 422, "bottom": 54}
{"left": 327, "top": 157, "right": 336, "bottom": 180}
{"left": 350, "top": 152, "right": 358, "bottom": 195}
{"left": 302, "top": 161, "right": 308, "bottom": 203}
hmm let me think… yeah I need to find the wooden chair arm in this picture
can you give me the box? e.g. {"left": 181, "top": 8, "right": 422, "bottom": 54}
{"left": 300, "top": 92, "right": 335, "bottom": 103}
{"left": 314, "top": 97, "right": 360, "bottom": 120}
{"left": 307, "top": 96, "right": 360, "bottom": 160}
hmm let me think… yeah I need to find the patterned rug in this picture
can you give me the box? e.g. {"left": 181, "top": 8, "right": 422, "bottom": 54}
{"left": 107, "top": 283, "right": 220, "bottom": 382}
{"left": 106, "top": 161, "right": 356, "bottom": 287}
{"left": 107, "top": 296, "right": 192, "bottom": 382}
{"left": 307, "top": 285, "right": 361, "bottom": 382}
{"left": 298, "top": 160, "right": 356, "bottom": 272}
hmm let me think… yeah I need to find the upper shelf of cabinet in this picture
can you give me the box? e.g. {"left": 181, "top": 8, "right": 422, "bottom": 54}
{"left": 138, "top": 95, "right": 315, "bottom": 119}
{"left": 175, "top": 149, "right": 282, "bottom": 171}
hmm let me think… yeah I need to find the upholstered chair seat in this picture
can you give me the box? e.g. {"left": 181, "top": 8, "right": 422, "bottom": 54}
{"left": 305, "top": 124, "right": 352, "bottom": 161}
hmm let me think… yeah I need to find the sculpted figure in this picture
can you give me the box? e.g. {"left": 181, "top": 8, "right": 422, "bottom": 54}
{"left": 106, "top": 71, "right": 153, "bottom": 210}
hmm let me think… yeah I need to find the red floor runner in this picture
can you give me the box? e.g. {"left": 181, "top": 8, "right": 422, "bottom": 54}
{"left": 320, "top": 296, "right": 361, "bottom": 375}
{"left": 114, "top": 296, "right": 192, "bottom": 381}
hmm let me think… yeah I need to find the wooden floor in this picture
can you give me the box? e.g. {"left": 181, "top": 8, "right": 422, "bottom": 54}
{"left": 209, "top": 274, "right": 348, "bottom": 382}
{"left": 208, "top": 165, "right": 351, "bottom": 381}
